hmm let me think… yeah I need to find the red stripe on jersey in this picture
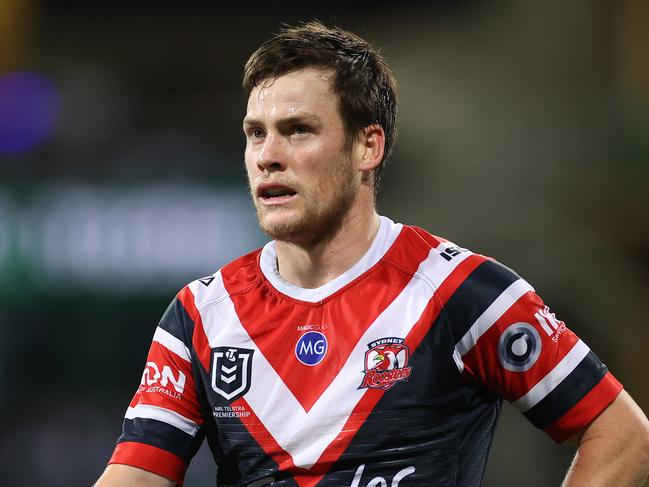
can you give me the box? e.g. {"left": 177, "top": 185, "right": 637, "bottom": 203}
{"left": 434, "top": 254, "right": 489, "bottom": 306}
{"left": 544, "top": 372, "right": 623, "bottom": 443}
{"left": 292, "top": 476, "right": 328, "bottom": 487}
{"left": 304, "top": 390, "right": 385, "bottom": 479}
{"left": 388, "top": 226, "right": 443, "bottom": 265}
{"left": 280, "top": 298, "right": 441, "bottom": 482}
{"left": 304, "top": 293, "right": 444, "bottom": 478}
{"left": 410, "top": 226, "right": 446, "bottom": 247}
{"left": 460, "top": 291, "right": 580, "bottom": 402}
{"left": 313, "top": 296, "right": 444, "bottom": 468}
{"left": 178, "top": 286, "right": 211, "bottom": 373}
{"left": 227, "top": 251, "right": 461, "bottom": 483}
{"left": 231, "top": 398, "right": 323, "bottom": 486}
{"left": 109, "top": 441, "right": 187, "bottom": 485}
{"left": 129, "top": 340, "right": 203, "bottom": 425}
{"left": 219, "top": 229, "right": 489, "bottom": 482}
{"left": 221, "top": 231, "right": 426, "bottom": 413}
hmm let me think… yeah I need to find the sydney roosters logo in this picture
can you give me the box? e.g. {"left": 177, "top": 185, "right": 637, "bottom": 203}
{"left": 358, "top": 338, "right": 412, "bottom": 390}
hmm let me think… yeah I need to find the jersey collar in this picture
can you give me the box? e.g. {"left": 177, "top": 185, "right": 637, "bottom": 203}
{"left": 259, "top": 215, "right": 402, "bottom": 303}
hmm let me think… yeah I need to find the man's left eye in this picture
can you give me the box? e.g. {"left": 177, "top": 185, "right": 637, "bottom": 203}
{"left": 293, "top": 125, "right": 310, "bottom": 135}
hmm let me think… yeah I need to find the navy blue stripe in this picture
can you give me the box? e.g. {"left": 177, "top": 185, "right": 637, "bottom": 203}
{"left": 158, "top": 297, "right": 195, "bottom": 348}
{"left": 443, "top": 259, "right": 520, "bottom": 341}
{"left": 523, "top": 351, "right": 608, "bottom": 429}
{"left": 119, "top": 417, "right": 204, "bottom": 462}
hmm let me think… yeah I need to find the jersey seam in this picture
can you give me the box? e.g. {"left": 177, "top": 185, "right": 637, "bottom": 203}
{"left": 381, "top": 257, "right": 439, "bottom": 296}
{"left": 193, "top": 280, "right": 261, "bottom": 313}
{"left": 437, "top": 286, "right": 470, "bottom": 487}
{"left": 258, "top": 260, "right": 402, "bottom": 307}
{"left": 386, "top": 252, "right": 467, "bottom": 487}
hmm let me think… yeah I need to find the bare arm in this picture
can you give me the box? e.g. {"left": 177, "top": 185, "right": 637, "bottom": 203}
{"left": 93, "top": 464, "right": 176, "bottom": 487}
{"left": 562, "top": 390, "right": 649, "bottom": 487}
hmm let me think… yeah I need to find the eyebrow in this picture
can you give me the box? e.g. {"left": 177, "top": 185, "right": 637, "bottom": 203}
{"left": 243, "top": 113, "right": 321, "bottom": 127}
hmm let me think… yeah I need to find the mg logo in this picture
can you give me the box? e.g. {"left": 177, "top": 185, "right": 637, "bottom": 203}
{"left": 295, "top": 331, "right": 328, "bottom": 366}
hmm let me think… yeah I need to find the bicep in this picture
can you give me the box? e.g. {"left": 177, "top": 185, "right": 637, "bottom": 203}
{"left": 94, "top": 464, "right": 176, "bottom": 487}
{"left": 108, "top": 294, "right": 206, "bottom": 483}
{"left": 448, "top": 259, "right": 622, "bottom": 441}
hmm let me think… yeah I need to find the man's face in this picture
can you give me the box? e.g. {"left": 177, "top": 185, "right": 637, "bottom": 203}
{"left": 243, "top": 67, "right": 361, "bottom": 244}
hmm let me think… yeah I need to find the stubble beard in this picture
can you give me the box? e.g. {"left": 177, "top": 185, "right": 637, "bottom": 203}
{"left": 250, "top": 158, "right": 358, "bottom": 247}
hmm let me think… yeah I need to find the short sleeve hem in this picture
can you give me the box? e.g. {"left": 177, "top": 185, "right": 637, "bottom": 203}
{"left": 544, "top": 372, "right": 623, "bottom": 443}
{"left": 109, "top": 441, "right": 188, "bottom": 485}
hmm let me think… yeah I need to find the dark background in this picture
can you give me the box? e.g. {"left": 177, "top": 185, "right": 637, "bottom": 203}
{"left": 0, "top": 1, "right": 647, "bottom": 486}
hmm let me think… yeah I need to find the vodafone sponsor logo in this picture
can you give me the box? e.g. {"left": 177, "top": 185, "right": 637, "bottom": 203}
{"left": 498, "top": 323, "right": 541, "bottom": 372}
{"left": 139, "top": 361, "right": 186, "bottom": 399}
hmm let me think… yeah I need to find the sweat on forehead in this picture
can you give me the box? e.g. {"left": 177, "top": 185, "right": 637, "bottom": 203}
{"left": 246, "top": 68, "right": 338, "bottom": 119}
{"left": 251, "top": 68, "right": 335, "bottom": 98}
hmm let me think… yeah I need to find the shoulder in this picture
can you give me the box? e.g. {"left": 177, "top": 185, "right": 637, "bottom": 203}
{"left": 387, "top": 223, "right": 520, "bottom": 289}
{"left": 177, "top": 247, "right": 263, "bottom": 313}
{"left": 388, "top": 223, "right": 473, "bottom": 265}
{"left": 385, "top": 223, "right": 535, "bottom": 345}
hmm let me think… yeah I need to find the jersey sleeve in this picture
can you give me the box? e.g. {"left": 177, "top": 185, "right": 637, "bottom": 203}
{"left": 108, "top": 290, "right": 205, "bottom": 485}
{"left": 446, "top": 257, "right": 623, "bottom": 443}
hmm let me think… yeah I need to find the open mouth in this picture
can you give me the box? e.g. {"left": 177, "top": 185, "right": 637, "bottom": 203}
{"left": 257, "top": 184, "right": 298, "bottom": 204}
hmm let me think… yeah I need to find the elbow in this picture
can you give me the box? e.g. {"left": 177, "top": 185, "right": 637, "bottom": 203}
{"left": 639, "top": 420, "right": 649, "bottom": 467}
{"left": 630, "top": 406, "right": 649, "bottom": 478}
{"left": 583, "top": 391, "right": 649, "bottom": 476}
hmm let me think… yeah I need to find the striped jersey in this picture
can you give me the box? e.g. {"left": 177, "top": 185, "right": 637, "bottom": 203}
{"left": 109, "top": 216, "right": 622, "bottom": 486}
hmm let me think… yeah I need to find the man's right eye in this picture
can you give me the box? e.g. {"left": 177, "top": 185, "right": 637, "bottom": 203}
{"left": 247, "top": 128, "right": 265, "bottom": 139}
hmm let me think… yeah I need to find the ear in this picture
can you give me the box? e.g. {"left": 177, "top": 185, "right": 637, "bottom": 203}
{"left": 355, "top": 124, "right": 385, "bottom": 172}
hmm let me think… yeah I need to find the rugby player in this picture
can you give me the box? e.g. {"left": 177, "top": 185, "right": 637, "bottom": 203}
{"left": 95, "top": 21, "right": 649, "bottom": 487}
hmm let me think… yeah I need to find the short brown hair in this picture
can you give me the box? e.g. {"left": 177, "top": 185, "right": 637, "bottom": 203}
{"left": 243, "top": 20, "right": 398, "bottom": 188}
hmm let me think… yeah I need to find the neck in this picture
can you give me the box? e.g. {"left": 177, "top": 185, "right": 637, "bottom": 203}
{"left": 274, "top": 208, "right": 381, "bottom": 289}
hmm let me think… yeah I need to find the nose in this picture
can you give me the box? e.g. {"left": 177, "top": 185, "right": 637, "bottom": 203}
{"left": 256, "top": 133, "right": 287, "bottom": 173}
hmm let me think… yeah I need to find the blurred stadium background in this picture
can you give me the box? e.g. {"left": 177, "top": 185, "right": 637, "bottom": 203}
{"left": 0, "top": 1, "right": 647, "bottom": 486}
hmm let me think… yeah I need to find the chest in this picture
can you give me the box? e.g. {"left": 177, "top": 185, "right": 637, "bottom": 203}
{"left": 196, "top": 276, "right": 467, "bottom": 470}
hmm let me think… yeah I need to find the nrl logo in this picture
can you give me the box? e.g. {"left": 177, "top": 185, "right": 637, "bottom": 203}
{"left": 211, "top": 347, "right": 254, "bottom": 401}
{"left": 358, "top": 338, "right": 412, "bottom": 391}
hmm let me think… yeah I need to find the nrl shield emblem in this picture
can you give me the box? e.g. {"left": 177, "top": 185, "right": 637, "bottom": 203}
{"left": 211, "top": 347, "right": 254, "bottom": 401}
